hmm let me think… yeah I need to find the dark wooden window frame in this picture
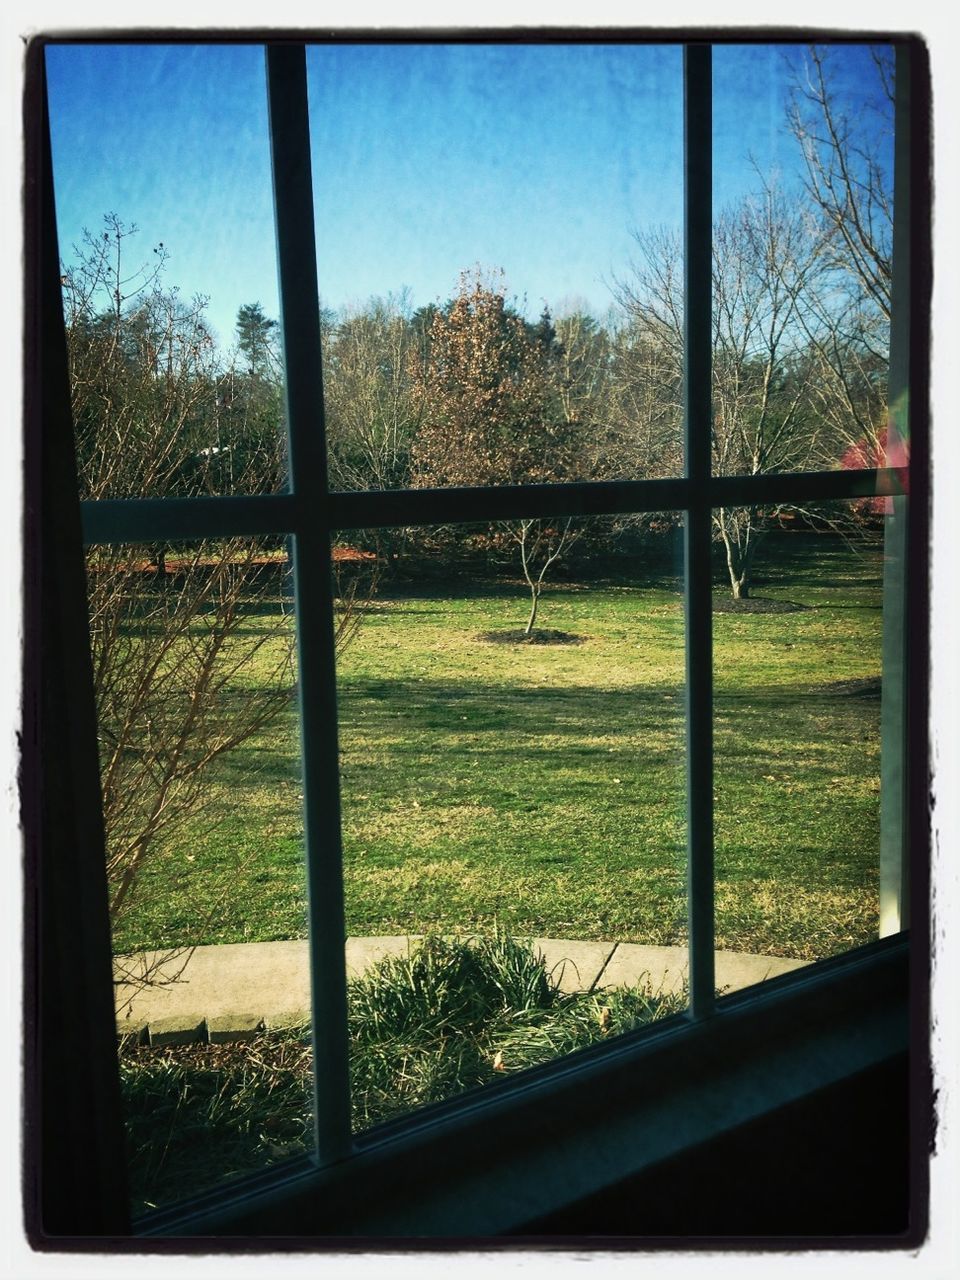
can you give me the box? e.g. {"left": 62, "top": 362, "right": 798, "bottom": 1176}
{"left": 24, "top": 34, "right": 930, "bottom": 1246}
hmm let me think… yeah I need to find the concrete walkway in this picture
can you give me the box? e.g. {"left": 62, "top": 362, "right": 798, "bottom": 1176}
{"left": 115, "top": 937, "right": 807, "bottom": 1045}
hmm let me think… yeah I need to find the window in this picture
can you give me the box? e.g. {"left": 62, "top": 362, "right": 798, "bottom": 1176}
{"left": 26, "top": 33, "right": 927, "bottom": 1243}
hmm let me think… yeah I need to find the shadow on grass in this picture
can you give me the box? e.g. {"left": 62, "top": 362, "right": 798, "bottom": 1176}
{"left": 324, "top": 676, "right": 879, "bottom": 803}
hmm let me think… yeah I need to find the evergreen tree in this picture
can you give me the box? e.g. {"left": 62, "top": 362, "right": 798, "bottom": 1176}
{"left": 235, "top": 301, "right": 278, "bottom": 379}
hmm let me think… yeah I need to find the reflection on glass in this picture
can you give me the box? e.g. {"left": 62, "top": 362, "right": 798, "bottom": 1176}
{"left": 712, "top": 504, "right": 891, "bottom": 984}
{"left": 335, "top": 517, "right": 686, "bottom": 1132}
{"left": 46, "top": 44, "right": 287, "bottom": 499}
{"left": 92, "top": 539, "right": 310, "bottom": 1216}
{"left": 307, "top": 43, "right": 685, "bottom": 490}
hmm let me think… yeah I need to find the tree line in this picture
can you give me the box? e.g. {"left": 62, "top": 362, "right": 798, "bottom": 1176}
{"left": 63, "top": 46, "right": 893, "bottom": 603}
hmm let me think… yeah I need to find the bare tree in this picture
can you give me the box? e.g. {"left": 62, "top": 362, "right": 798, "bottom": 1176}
{"left": 551, "top": 309, "right": 652, "bottom": 484}
{"left": 64, "top": 217, "right": 219, "bottom": 505}
{"left": 322, "top": 293, "right": 421, "bottom": 570}
{"left": 617, "top": 191, "right": 823, "bottom": 598}
{"left": 64, "top": 218, "right": 289, "bottom": 518}
{"left": 62, "top": 218, "right": 368, "bottom": 993}
{"left": 787, "top": 44, "right": 894, "bottom": 320}
{"left": 323, "top": 292, "right": 420, "bottom": 496}
{"left": 783, "top": 45, "right": 894, "bottom": 472}
{"left": 605, "top": 310, "right": 684, "bottom": 484}
{"left": 515, "top": 518, "right": 576, "bottom": 636}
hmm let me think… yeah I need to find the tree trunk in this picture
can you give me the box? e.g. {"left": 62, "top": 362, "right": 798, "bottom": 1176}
{"left": 718, "top": 508, "right": 757, "bottom": 601}
{"left": 524, "top": 586, "right": 540, "bottom": 637}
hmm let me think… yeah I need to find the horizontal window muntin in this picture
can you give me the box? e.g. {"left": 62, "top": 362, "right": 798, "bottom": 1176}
{"left": 80, "top": 467, "right": 900, "bottom": 546}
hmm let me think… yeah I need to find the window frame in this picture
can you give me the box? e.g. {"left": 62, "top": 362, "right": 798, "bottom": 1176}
{"left": 26, "top": 33, "right": 928, "bottom": 1243}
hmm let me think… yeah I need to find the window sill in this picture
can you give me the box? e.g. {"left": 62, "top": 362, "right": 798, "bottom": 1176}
{"left": 140, "top": 934, "right": 910, "bottom": 1240}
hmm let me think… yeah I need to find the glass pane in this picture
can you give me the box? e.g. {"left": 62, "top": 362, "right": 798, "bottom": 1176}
{"left": 334, "top": 516, "right": 687, "bottom": 1132}
{"left": 712, "top": 500, "right": 901, "bottom": 984}
{"left": 710, "top": 44, "right": 894, "bottom": 479}
{"left": 91, "top": 539, "right": 312, "bottom": 1216}
{"left": 307, "top": 44, "right": 685, "bottom": 491}
{"left": 46, "top": 44, "right": 287, "bottom": 498}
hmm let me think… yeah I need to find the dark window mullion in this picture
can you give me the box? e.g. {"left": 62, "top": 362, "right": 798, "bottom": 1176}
{"left": 79, "top": 491, "right": 297, "bottom": 545}
{"left": 33, "top": 53, "right": 132, "bottom": 1234}
{"left": 266, "top": 43, "right": 352, "bottom": 1165}
{"left": 324, "top": 467, "right": 896, "bottom": 534}
{"left": 879, "top": 43, "right": 913, "bottom": 936}
{"left": 683, "top": 42, "right": 716, "bottom": 1020}
{"left": 75, "top": 465, "right": 899, "bottom": 545}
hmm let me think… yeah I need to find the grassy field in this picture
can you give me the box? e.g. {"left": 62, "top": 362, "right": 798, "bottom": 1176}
{"left": 112, "top": 529, "right": 885, "bottom": 965}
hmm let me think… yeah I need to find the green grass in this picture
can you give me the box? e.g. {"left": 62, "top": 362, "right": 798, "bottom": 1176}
{"left": 119, "top": 933, "right": 685, "bottom": 1217}
{"left": 112, "top": 530, "right": 885, "bottom": 965}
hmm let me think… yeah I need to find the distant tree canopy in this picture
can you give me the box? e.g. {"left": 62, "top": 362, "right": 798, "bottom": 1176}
{"left": 63, "top": 216, "right": 218, "bottom": 502}
{"left": 322, "top": 293, "right": 420, "bottom": 495}
{"left": 61, "top": 216, "right": 287, "bottom": 502}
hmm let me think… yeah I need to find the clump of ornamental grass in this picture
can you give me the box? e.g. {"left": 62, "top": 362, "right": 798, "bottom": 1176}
{"left": 120, "top": 932, "right": 685, "bottom": 1218}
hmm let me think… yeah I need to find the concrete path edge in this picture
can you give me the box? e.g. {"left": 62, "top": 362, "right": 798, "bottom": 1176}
{"left": 115, "top": 937, "right": 808, "bottom": 1046}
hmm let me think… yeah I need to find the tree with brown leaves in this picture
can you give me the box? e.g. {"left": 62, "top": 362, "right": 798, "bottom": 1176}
{"left": 411, "top": 270, "right": 583, "bottom": 635}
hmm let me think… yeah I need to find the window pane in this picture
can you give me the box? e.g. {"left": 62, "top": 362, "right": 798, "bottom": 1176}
{"left": 712, "top": 501, "right": 901, "bottom": 982}
{"left": 709, "top": 44, "right": 894, "bottom": 479}
{"left": 90, "top": 539, "right": 312, "bottom": 1216}
{"left": 46, "top": 44, "right": 287, "bottom": 498}
{"left": 334, "top": 516, "right": 687, "bottom": 1131}
{"left": 307, "top": 44, "right": 685, "bottom": 491}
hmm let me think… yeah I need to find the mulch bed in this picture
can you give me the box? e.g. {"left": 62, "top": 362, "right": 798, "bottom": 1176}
{"left": 118, "top": 1034, "right": 311, "bottom": 1074}
{"left": 712, "top": 596, "right": 809, "bottom": 614}
{"left": 89, "top": 546, "right": 373, "bottom": 574}
{"left": 477, "top": 629, "right": 586, "bottom": 646}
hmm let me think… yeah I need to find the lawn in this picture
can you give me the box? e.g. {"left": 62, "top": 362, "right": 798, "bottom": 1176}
{"left": 111, "top": 529, "right": 885, "bottom": 965}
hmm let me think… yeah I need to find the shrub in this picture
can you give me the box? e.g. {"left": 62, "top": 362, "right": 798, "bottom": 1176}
{"left": 119, "top": 933, "right": 685, "bottom": 1216}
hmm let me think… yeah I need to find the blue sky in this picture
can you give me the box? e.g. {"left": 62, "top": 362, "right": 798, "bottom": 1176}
{"left": 44, "top": 41, "right": 891, "bottom": 352}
